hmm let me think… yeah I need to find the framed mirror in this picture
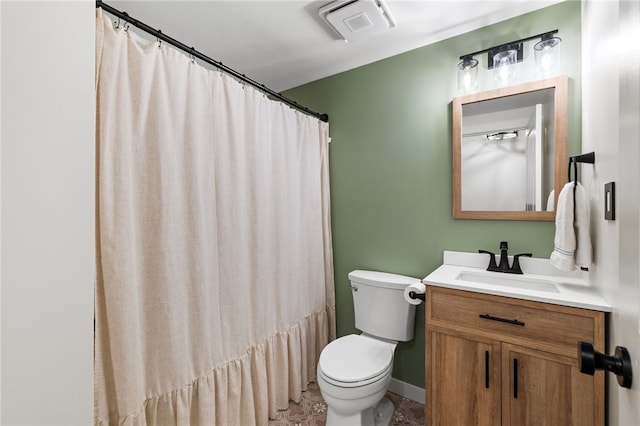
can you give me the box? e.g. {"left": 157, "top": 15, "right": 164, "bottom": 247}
{"left": 452, "top": 76, "right": 568, "bottom": 220}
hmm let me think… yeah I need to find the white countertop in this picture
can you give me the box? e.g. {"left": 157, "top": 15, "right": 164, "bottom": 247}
{"left": 423, "top": 251, "right": 611, "bottom": 312}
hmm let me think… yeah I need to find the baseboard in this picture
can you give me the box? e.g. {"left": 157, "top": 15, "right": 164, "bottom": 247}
{"left": 388, "top": 378, "right": 425, "bottom": 404}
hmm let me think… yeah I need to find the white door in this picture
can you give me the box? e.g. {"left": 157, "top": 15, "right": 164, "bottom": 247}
{"left": 583, "top": 0, "right": 640, "bottom": 424}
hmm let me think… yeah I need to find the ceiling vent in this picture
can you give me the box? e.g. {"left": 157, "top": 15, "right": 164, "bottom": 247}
{"left": 319, "top": 0, "right": 397, "bottom": 43}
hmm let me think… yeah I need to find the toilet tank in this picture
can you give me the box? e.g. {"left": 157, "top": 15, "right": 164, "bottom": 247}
{"left": 348, "top": 270, "right": 419, "bottom": 342}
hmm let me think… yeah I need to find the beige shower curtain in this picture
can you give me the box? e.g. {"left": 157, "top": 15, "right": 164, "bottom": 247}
{"left": 94, "top": 10, "right": 335, "bottom": 425}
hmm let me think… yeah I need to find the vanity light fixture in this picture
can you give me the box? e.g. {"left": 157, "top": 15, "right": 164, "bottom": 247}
{"left": 486, "top": 130, "right": 518, "bottom": 141}
{"left": 457, "top": 30, "right": 560, "bottom": 89}
{"left": 457, "top": 55, "right": 479, "bottom": 92}
{"left": 493, "top": 49, "right": 518, "bottom": 87}
{"left": 534, "top": 33, "right": 562, "bottom": 77}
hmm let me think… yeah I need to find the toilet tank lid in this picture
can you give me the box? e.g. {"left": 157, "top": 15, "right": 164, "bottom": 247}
{"left": 348, "top": 270, "right": 421, "bottom": 289}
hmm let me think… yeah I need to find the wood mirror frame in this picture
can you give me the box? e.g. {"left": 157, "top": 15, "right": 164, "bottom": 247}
{"left": 452, "top": 76, "right": 568, "bottom": 220}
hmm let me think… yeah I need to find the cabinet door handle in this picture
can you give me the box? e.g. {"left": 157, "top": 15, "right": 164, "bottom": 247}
{"left": 485, "top": 350, "right": 490, "bottom": 389}
{"left": 513, "top": 358, "right": 519, "bottom": 399}
{"left": 479, "top": 313, "right": 525, "bottom": 327}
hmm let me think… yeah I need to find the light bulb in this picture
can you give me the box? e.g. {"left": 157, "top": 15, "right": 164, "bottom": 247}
{"left": 493, "top": 50, "right": 517, "bottom": 87}
{"left": 534, "top": 36, "right": 561, "bottom": 77}
{"left": 457, "top": 57, "right": 478, "bottom": 92}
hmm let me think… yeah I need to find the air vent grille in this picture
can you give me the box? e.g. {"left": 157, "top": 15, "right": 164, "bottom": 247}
{"left": 319, "top": 0, "right": 396, "bottom": 43}
{"left": 344, "top": 13, "right": 373, "bottom": 33}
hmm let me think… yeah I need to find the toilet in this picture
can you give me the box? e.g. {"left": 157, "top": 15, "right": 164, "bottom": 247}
{"left": 317, "top": 270, "right": 420, "bottom": 426}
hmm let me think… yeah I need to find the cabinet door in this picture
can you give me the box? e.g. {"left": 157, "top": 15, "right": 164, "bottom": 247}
{"left": 502, "top": 343, "right": 597, "bottom": 426}
{"left": 427, "top": 329, "right": 501, "bottom": 426}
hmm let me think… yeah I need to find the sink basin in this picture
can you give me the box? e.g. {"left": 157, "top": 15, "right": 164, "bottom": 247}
{"left": 456, "top": 271, "right": 560, "bottom": 293}
{"left": 422, "top": 251, "right": 612, "bottom": 312}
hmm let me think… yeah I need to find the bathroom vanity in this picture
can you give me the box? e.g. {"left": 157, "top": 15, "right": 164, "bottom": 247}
{"left": 423, "top": 251, "right": 610, "bottom": 426}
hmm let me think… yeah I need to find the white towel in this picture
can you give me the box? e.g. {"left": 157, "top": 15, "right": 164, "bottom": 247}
{"left": 550, "top": 182, "right": 592, "bottom": 271}
{"left": 546, "top": 189, "right": 555, "bottom": 211}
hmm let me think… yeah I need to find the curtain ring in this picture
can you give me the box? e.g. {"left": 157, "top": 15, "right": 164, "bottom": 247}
{"left": 190, "top": 47, "right": 196, "bottom": 64}
{"left": 113, "top": 17, "right": 121, "bottom": 29}
{"left": 157, "top": 30, "right": 162, "bottom": 48}
{"left": 122, "top": 12, "right": 131, "bottom": 32}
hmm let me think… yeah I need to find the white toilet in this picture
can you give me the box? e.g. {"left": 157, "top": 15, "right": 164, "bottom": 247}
{"left": 317, "top": 270, "right": 420, "bottom": 426}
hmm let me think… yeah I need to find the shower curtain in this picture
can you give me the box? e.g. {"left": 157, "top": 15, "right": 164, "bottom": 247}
{"left": 94, "top": 10, "right": 335, "bottom": 425}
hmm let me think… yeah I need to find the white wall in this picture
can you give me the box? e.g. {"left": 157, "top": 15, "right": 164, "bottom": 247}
{"left": 582, "top": 0, "right": 640, "bottom": 424}
{"left": 1, "top": 1, "right": 95, "bottom": 424}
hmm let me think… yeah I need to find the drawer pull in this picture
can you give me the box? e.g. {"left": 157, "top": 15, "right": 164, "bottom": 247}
{"left": 479, "top": 313, "right": 525, "bottom": 327}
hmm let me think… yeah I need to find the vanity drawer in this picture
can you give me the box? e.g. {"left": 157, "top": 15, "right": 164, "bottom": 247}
{"left": 426, "top": 286, "right": 602, "bottom": 353}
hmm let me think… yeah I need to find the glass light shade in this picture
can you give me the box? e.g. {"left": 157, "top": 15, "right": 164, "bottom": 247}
{"left": 534, "top": 36, "right": 561, "bottom": 77}
{"left": 493, "top": 49, "right": 517, "bottom": 87}
{"left": 457, "top": 57, "right": 479, "bottom": 92}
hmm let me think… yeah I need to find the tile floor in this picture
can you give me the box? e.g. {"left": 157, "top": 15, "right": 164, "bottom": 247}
{"left": 268, "top": 382, "right": 425, "bottom": 426}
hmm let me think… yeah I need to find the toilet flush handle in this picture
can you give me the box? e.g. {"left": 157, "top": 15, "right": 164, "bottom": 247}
{"left": 349, "top": 284, "right": 358, "bottom": 291}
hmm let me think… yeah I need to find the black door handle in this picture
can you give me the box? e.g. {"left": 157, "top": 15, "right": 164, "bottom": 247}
{"left": 578, "top": 341, "right": 632, "bottom": 388}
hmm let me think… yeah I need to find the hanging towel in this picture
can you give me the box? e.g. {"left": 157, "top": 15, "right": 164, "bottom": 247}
{"left": 546, "top": 189, "right": 555, "bottom": 211}
{"left": 574, "top": 182, "right": 593, "bottom": 269}
{"left": 550, "top": 182, "right": 592, "bottom": 271}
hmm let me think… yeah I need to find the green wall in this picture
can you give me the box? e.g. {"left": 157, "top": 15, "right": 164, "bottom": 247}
{"left": 285, "top": 2, "right": 582, "bottom": 388}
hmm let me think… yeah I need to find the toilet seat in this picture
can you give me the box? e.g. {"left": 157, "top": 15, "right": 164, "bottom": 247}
{"left": 319, "top": 362, "right": 392, "bottom": 388}
{"left": 318, "top": 334, "right": 394, "bottom": 388}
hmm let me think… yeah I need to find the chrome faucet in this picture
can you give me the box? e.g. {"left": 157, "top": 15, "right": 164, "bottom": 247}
{"left": 479, "top": 241, "right": 532, "bottom": 274}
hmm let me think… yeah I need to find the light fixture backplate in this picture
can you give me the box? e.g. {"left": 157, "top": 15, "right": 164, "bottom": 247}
{"left": 487, "top": 42, "right": 523, "bottom": 69}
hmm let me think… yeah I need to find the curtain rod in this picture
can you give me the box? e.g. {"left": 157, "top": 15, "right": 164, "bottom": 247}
{"left": 96, "top": 1, "right": 329, "bottom": 123}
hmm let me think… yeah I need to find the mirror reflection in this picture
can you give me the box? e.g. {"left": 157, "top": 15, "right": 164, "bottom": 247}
{"left": 462, "top": 88, "right": 555, "bottom": 211}
{"left": 452, "top": 77, "right": 567, "bottom": 220}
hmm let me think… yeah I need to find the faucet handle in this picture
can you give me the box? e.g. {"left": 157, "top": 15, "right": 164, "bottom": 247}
{"left": 509, "top": 253, "right": 533, "bottom": 274}
{"left": 479, "top": 249, "right": 499, "bottom": 271}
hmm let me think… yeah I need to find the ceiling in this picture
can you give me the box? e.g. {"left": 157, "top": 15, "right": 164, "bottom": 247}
{"left": 107, "top": 0, "right": 563, "bottom": 92}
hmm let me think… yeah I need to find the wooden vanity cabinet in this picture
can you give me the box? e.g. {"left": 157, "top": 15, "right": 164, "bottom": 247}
{"left": 425, "top": 286, "right": 605, "bottom": 426}
{"left": 428, "top": 329, "right": 501, "bottom": 426}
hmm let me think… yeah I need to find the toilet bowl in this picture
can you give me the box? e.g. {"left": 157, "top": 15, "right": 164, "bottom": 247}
{"left": 317, "top": 334, "right": 396, "bottom": 425}
{"left": 316, "top": 270, "right": 421, "bottom": 426}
